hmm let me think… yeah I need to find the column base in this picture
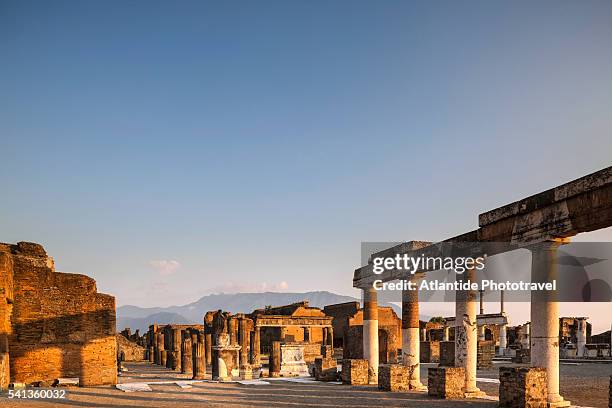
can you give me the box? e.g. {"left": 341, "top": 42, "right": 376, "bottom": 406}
{"left": 463, "top": 388, "right": 486, "bottom": 399}
{"left": 408, "top": 380, "right": 427, "bottom": 392}
{"left": 547, "top": 397, "right": 570, "bottom": 408}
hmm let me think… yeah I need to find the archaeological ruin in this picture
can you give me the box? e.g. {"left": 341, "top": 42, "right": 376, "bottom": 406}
{"left": 0, "top": 242, "right": 117, "bottom": 390}
{"left": 353, "top": 165, "right": 612, "bottom": 407}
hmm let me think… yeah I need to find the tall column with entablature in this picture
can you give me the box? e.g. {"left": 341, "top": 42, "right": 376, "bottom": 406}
{"left": 530, "top": 239, "right": 570, "bottom": 407}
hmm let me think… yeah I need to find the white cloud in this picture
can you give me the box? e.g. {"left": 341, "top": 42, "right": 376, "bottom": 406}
{"left": 149, "top": 259, "right": 181, "bottom": 276}
{"left": 205, "top": 280, "right": 289, "bottom": 294}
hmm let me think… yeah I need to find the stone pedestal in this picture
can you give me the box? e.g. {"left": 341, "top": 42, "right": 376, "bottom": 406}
{"left": 427, "top": 367, "right": 465, "bottom": 399}
{"left": 212, "top": 333, "right": 240, "bottom": 381}
{"left": 378, "top": 364, "right": 409, "bottom": 392}
{"left": 314, "top": 357, "right": 337, "bottom": 382}
{"left": 499, "top": 367, "right": 547, "bottom": 408}
{"left": 279, "top": 343, "right": 309, "bottom": 376}
{"left": 341, "top": 359, "right": 368, "bottom": 385}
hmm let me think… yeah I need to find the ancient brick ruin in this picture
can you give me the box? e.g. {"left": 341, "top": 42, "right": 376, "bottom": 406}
{"left": 0, "top": 242, "right": 116, "bottom": 389}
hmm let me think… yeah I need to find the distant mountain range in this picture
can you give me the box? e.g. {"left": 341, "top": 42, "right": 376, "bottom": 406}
{"left": 117, "top": 291, "right": 360, "bottom": 333}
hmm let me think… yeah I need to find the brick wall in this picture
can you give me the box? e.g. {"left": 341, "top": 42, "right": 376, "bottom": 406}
{"left": 1, "top": 242, "right": 117, "bottom": 386}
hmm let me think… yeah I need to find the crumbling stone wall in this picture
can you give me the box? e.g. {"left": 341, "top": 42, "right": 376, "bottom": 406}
{"left": 117, "top": 334, "right": 145, "bottom": 362}
{"left": 0, "top": 242, "right": 116, "bottom": 386}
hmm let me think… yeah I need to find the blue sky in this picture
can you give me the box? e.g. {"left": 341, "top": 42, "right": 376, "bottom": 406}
{"left": 1, "top": 1, "right": 611, "bottom": 331}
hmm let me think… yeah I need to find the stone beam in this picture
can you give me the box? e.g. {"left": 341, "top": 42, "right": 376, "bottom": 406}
{"left": 479, "top": 166, "right": 612, "bottom": 243}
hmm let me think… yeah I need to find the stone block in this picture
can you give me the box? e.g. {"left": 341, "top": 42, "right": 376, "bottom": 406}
{"left": 499, "top": 367, "right": 547, "bottom": 408}
{"left": 477, "top": 340, "right": 495, "bottom": 369}
{"left": 341, "top": 359, "right": 368, "bottom": 385}
{"left": 314, "top": 357, "right": 337, "bottom": 382}
{"left": 378, "top": 364, "right": 409, "bottom": 392}
{"left": 427, "top": 367, "right": 465, "bottom": 399}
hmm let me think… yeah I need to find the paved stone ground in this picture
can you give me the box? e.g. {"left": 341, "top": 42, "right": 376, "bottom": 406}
{"left": 0, "top": 361, "right": 609, "bottom": 407}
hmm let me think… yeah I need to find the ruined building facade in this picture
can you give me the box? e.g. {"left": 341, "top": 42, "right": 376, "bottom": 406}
{"left": 0, "top": 242, "right": 116, "bottom": 389}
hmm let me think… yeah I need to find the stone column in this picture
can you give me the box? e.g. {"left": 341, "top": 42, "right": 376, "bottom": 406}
{"left": 154, "top": 332, "right": 161, "bottom": 364}
{"left": 326, "top": 326, "right": 334, "bottom": 349}
{"left": 280, "top": 326, "right": 287, "bottom": 342}
{"left": 322, "top": 327, "right": 328, "bottom": 345}
{"left": 181, "top": 335, "right": 193, "bottom": 376}
{"left": 229, "top": 318, "right": 238, "bottom": 345}
{"left": 455, "top": 267, "right": 483, "bottom": 397}
{"left": 530, "top": 240, "right": 570, "bottom": 407}
{"left": 304, "top": 327, "right": 310, "bottom": 343}
{"left": 205, "top": 333, "right": 212, "bottom": 366}
{"left": 193, "top": 333, "right": 206, "bottom": 380}
{"left": 498, "top": 324, "right": 507, "bottom": 356}
{"left": 158, "top": 333, "right": 166, "bottom": 366}
{"left": 252, "top": 326, "right": 261, "bottom": 367}
{"left": 421, "top": 328, "right": 427, "bottom": 341}
{"left": 402, "top": 284, "right": 425, "bottom": 390}
{"left": 171, "top": 328, "right": 182, "bottom": 371}
{"left": 160, "top": 349, "right": 167, "bottom": 366}
{"left": 576, "top": 318, "right": 587, "bottom": 358}
{"left": 269, "top": 341, "right": 281, "bottom": 377}
{"left": 363, "top": 287, "right": 379, "bottom": 384}
{"left": 239, "top": 319, "right": 249, "bottom": 368}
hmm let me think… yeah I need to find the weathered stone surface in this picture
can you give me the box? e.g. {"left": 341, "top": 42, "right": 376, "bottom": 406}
{"left": 116, "top": 334, "right": 146, "bottom": 362}
{"left": 378, "top": 364, "right": 409, "bottom": 392}
{"left": 427, "top": 367, "right": 465, "bottom": 399}
{"left": 341, "top": 359, "right": 368, "bottom": 385}
{"left": 0, "top": 242, "right": 116, "bottom": 387}
{"left": 181, "top": 336, "right": 192, "bottom": 376}
{"left": 280, "top": 343, "right": 309, "bottom": 376}
{"left": 477, "top": 340, "right": 494, "bottom": 369}
{"left": 499, "top": 367, "right": 547, "bottom": 408}
{"left": 314, "top": 357, "right": 337, "bottom": 382}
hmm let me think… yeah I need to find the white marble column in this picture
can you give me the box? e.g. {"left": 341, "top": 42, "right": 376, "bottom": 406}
{"left": 530, "top": 239, "right": 570, "bottom": 407}
{"left": 455, "top": 267, "right": 483, "bottom": 397}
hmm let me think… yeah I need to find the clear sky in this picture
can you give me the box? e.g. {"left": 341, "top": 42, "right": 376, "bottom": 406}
{"left": 1, "top": 1, "right": 611, "bottom": 331}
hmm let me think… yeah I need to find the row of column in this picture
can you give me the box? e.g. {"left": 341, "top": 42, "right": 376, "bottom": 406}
{"left": 362, "top": 240, "right": 570, "bottom": 406}
{"left": 148, "top": 329, "right": 209, "bottom": 377}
